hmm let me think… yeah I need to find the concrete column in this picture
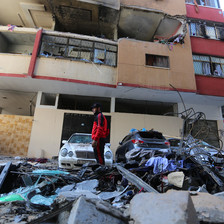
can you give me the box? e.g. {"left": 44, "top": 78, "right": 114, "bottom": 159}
{"left": 55, "top": 94, "right": 59, "bottom": 108}
{"left": 173, "top": 104, "right": 178, "bottom": 117}
{"left": 110, "top": 97, "right": 115, "bottom": 113}
{"left": 113, "top": 26, "right": 118, "bottom": 41}
{"left": 36, "top": 91, "right": 42, "bottom": 107}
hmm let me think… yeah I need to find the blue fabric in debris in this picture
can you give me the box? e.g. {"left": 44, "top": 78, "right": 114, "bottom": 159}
{"left": 145, "top": 157, "right": 169, "bottom": 174}
{"left": 32, "top": 170, "right": 69, "bottom": 176}
{"left": 30, "top": 194, "right": 57, "bottom": 206}
{"left": 145, "top": 157, "right": 183, "bottom": 174}
{"left": 167, "top": 160, "right": 183, "bottom": 172}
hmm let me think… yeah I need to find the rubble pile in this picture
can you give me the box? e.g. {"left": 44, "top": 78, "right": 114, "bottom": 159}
{"left": 0, "top": 132, "right": 224, "bottom": 224}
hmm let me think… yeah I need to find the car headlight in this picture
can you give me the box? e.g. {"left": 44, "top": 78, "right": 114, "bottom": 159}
{"left": 61, "top": 148, "right": 68, "bottom": 157}
{"left": 105, "top": 151, "right": 112, "bottom": 159}
{"left": 68, "top": 151, "right": 74, "bottom": 157}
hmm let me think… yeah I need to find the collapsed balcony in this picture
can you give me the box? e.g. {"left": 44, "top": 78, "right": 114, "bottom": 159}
{"left": 45, "top": 0, "right": 187, "bottom": 43}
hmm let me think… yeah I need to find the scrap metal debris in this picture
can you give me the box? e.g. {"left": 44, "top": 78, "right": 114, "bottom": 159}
{"left": 0, "top": 120, "right": 224, "bottom": 224}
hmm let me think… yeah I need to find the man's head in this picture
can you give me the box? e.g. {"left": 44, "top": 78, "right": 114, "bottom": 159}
{"left": 91, "top": 103, "right": 101, "bottom": 114}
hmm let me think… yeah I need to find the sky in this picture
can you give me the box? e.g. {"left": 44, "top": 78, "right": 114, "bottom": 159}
{"left": 221, "top": 0, "right": 224, "bottom": 10}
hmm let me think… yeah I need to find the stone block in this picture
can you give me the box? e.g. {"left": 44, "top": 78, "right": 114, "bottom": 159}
{"left": 68, "top": 196, "right": 125, "bottom": 224}
{"left": 129, "top": 190, "right": 199, "bottom": 224}
{"left": 191, "top": 192, "right": 224, "bottom": 223}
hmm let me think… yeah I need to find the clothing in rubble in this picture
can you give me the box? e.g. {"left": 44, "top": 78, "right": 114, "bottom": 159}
{"left": 145, "top": 157, "right": 183, "bottom": 174}
{"left": 92, "top": 111, "right": 109, "bottom": 165}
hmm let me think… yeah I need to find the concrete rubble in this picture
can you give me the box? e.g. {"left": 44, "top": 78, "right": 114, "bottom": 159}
{"left": 0, "top": 128, "right": 224, "bottom": 223}
{"left": 129, "top": 191, "right": 199, "bottom": 224}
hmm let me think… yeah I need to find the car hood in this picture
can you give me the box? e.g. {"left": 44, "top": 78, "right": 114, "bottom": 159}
{"left": 62, "top": 143, "right": 111, "bottom": 153}
{"left": 63, "top": 143, "right": 93, "bottom": 151}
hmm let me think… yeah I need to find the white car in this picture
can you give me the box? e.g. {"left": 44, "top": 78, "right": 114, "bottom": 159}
{"left": 59, "top": 133, "right": 113, "bottom": 169}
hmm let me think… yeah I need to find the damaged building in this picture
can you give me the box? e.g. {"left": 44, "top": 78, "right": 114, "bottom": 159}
{"left": 0, "top": 0, "right": 223, "bottom": 159}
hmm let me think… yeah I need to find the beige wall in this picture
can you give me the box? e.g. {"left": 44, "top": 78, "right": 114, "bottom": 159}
{"left": 0, "top": 115, "right": 33, "bottom": 156}
{"left": 110, "top": 112, "right": 183, "bottom": 153}
{"left": 34, "top": 57, "right": 117, "bottom": 85}
{"left": 120, "top": 0, "right": 186, "bottom": 15}
{"left": 28, "top": 108, "right": 65, "bottom": 158}
{"left": 7, "top": 45, "right": 34, "bottom": 55}
{"left": 0, "top": 0, "right": 53, "bottom": 28}
{"left": 28, "top": 108, "right": 183, "bottom": 158}
{"left": 0, "top": 54, "right": 30, "bottom": 74}
{"left": 117, "top": 36, "right": 196, "bottom": 91}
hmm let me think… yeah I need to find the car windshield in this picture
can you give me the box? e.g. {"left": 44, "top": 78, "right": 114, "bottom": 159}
{"left": 69, "top": 135, "right": 92, "bottom": 144}
{"left": 138, "top": 131, "right": 164, "bottom": 139}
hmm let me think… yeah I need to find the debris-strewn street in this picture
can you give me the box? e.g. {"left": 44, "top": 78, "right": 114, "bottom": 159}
{"left": 1, "top": 130, "right": 224, "bottom": 224}
{"left": 0, "top": 0, "right": 224, "bottom": 223}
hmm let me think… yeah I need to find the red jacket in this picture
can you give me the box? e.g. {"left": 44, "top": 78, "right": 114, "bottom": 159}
{"left": 92, "top": 112, "right": 109, "bottom": 141}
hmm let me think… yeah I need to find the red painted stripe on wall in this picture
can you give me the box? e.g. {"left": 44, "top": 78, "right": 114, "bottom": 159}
{"left": 0, "top": 73, "right": 27, "bottom": 78}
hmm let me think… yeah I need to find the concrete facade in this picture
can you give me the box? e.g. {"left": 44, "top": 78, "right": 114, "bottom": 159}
{"left": 28, "top": 107, "right": 183, "bottom": 158}
{"left": 0, "top": 0, "right": 223, "bottom": 157}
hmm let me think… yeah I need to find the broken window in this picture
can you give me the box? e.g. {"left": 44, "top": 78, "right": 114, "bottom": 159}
{"left": 185, "top": 0, "right": 220, "bottom": 8}
{"left": 39, "top": 34, "right": 117, "bottom": 67}
{"left": 145, "top": 54, "right": 169, "bottom": 68}
{"left": 216, "top": 27, "right": 224, "bottom": 40}
{"left": 193, "top": 54, "right": 224, "bottom": 77}
{"left": 206, "top": 26, "right": 216, "bottom": 39}
{"left": 189, "top": 21, "right": 224, "bottom": 40}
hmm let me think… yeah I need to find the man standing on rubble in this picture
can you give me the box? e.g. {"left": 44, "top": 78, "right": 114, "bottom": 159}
{"left": 91, "top": 103, "right": 109, "bottom": 165}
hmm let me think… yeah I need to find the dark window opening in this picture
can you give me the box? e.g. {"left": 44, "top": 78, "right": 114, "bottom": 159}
{"left": 58, "top": 94, "right": 111, "bottom": 112}
{"left": 146, "top": 54, "right": 169, "bottom": 68}
{"left": 40, "top": 93, "right": 57, "bottom": 106}
{"left": 115, "top": 98, "right": 176, "bottom": 116}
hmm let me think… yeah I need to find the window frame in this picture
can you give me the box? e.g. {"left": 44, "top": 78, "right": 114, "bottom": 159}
{"left": 188, "top": 20, "right": 224, "bottom": 41}
{"left": 193, "top": 54, "right": 224, "bottom": 77}
{"left": 185, "top": 0, "right": 220, "bottom": 9}
{"left": 145, "top": 54, "right": 170, "bottom": 69}
{"left": 39, "top": 34, "right": 118, "bottom": 67}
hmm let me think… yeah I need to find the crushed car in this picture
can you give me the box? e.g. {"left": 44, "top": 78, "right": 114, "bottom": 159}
{"left": 168, "top": 135, "right": 224, "bottom": 164}
{"left": 115, "top": 129, "right": 171, "bottom": 163}
{"left": 59, "top": 133, "right": 113, "bottom": 169}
